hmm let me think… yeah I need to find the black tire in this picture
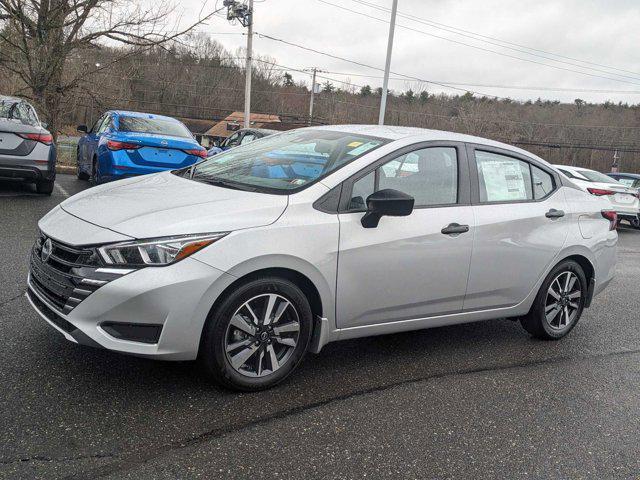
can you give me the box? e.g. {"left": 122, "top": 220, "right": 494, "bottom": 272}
{"left": 631, "top": 216, "right": 640, "bottom": 230}
{"left": 200, "top": 277, "right": 313, "bottom": 391}
{"left": 35, "top": 178, "right": 54, "bottom": 195}
{"left": 90, "top": 157, "right": 99, "bottom": 184}
{"left": 520, "top": 260, "right": 587, "bottom": 340}
{"left": 77, "top": 166, "right": 90, "bottom": 180}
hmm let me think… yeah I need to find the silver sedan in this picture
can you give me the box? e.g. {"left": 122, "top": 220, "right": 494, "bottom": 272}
{"left": 28, "top": 125, "right": 617, "bottom": 390}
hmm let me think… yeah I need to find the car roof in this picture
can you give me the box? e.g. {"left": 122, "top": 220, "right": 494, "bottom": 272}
{"left": 311, "top": 124, "right": 545, "bottom": 159}
{"left": 109, "top": 110, "right": 181, "bottom": 122}
{"left": 0, "top": 95, "right": 29, "bottom": 105}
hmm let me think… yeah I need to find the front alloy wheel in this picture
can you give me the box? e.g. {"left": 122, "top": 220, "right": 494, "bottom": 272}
{"left": 200, "top": 277, "right": 313, "bottom": 391}
{"left": 224, "top": 293, "right": 300, "bottom": 377}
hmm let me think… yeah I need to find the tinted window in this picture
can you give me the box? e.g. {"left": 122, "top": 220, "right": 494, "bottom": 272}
{"left": 118, "top": 116, "right": 191, "bottom": 138}
{"left": 557, "top": 168, "right": 576, "bottom": 179}
{"left": 378, "top": 147, "right": 458, "bottom": 206}
{"left": 531, "top": 165, "right": 555, "bottom": 199}
{"left": 476, "top": 151, "right": 532, "bottom": 202}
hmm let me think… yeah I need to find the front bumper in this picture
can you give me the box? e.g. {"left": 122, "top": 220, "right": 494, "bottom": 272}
{"left": 27, "top": 252, "right": 234, "bottom": 361}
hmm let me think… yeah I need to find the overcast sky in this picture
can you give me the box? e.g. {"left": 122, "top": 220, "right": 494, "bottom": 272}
{"left": 178, "top": 0, "right": 640, "bottom": 104}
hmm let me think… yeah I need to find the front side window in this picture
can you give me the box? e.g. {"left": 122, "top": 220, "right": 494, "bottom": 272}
{"left": 476, "top": 151, "right": 532, "bottom": 202}
{"left": 241, "top": 133, "right": 257, "bottom": 145}
{"left": 97, "top": 115, "right": 112, "bottom": 134}
{"left": 190, "top": 129, "right": 387, "bottom": 192}
{"left": 118, "top": 116, "right": 192, "bottom": 138}
{"left": 348, "top": 147, "right": 458, "bottom": 209}
{"left": 225, "top": 132, "right": 242, "bottom": 147}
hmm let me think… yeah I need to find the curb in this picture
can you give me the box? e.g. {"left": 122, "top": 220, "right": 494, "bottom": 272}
{"left": 56, "top": 165, "right": 76, "bottom": 174}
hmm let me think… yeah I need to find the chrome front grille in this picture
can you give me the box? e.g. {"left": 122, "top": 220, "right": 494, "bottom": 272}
{"left": 29, "top": 234, "right": 117, "bottom": 314}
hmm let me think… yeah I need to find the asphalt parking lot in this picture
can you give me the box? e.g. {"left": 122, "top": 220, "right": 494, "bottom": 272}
{"left": 1, "top": 174, "right": 639, "bottom": 480}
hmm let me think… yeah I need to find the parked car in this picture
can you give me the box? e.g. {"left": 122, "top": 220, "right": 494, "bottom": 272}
{"left": 553, "top": 164, "right": 640, "bottom": 228}
{"left": 28, "top": 126, "right": 617, "bottom": 390}
{"left": 76, "top": 111, "right": 207, "bottom": 184}
{"left": 0, "top": 95, "right": 56, "bottom": 194}
{"left": 207, "top": 128, "right": 277, "bottom": 156}
{"left": 606, "top": 172, "right": 640, "bottom": 190}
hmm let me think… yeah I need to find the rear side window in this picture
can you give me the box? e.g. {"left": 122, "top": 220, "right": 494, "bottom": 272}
{"left": 531, "top": 165, "right": 555, "bottom": 199}
{"left": 118, "top": 116, "right": 192, "bottom": 138}
{"left": 476, "top": 151, "right": 532, "bottom": 202}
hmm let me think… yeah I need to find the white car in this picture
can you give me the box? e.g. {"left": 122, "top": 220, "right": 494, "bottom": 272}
{"left": 553, "top": 164, "right": 640, "bottom": 228}
{"left": 27, "top": 126, "right": 618, "bottom": 390}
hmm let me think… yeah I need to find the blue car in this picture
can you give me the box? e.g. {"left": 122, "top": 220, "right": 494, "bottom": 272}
{"left": 76, "top": 111, "right": 207, "bottom": 183}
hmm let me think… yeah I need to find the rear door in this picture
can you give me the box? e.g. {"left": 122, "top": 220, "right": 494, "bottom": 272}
{"left": 464, "top": 145, "right": 568, "bottom": 311}
{"left": 336, "top": 143, "right": 475, "bottom": 329}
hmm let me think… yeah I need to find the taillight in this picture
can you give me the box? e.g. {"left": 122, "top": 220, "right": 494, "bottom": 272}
{"left": 107, "top": 140, "right": 141, "bottom": 151}
{"left": 18, "top": 133, "right": 53, "bottom": 145}
{"left": 601, "top": 210, "right": 617, "bottom": 231}
{"left": 587, "top": 188, "right": 615, "bottom": 196}
{"left": 184, "top": 148, "right": 208, "bottom": 158}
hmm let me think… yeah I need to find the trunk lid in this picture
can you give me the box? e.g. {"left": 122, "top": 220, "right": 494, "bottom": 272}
{"left": 112, "top": 132, "right": 201, "bottom": 168}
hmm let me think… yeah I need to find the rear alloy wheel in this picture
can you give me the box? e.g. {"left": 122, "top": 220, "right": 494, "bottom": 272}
{"left": 520, "top": 260, "right": 586, "bottom": 340}
{"left": 200, "top": 277, "right": 313, "bottom": 391}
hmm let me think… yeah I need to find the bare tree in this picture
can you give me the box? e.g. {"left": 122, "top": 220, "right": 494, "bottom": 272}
{"left": 0, "top": 0, "right": 220, "bottom": 137}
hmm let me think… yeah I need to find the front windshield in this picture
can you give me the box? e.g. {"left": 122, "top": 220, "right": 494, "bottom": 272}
{"left": 190, "top": 129, "right": 388, "bottom": 192}
{"left": 578, "top": 169, "right": 621, "bottom": 184}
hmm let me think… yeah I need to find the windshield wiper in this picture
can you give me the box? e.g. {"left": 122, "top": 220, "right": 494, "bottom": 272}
{"left": 193, "top": 175, "right": 257, "bottom": 192}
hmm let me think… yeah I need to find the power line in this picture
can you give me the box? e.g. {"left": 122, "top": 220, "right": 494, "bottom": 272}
{"left": 348, "top": 0, "right": 640, "bottom": 81}
{"left": 316, "top": 0, "right": 640, "bottom": 88}
{"left": 253, "top": 31, "right": 507, "bottom": 99}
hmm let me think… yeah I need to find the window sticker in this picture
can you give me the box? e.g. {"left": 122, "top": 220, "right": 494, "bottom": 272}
{"left": 347, "top": 141, "right": 383, "bottom": 156}
{"left": 479, "top": 158, "right": 527, "bottom": 201}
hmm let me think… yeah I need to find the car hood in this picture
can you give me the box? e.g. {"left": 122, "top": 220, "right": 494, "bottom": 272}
{"left": 59, "top": 172, "right": 288, "bottom": 239}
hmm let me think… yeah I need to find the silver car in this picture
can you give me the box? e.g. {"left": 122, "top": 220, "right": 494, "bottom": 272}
{"left": 27, "top": 126, "right": 617, "bottom": 390}
{"left": 0, "top": 95, "right": 56, "bottom": 194}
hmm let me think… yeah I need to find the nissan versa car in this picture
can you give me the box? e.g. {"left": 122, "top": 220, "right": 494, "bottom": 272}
{"left": 76, "top": 110, "right": 207, "bottom": 184}
{"left": 27, "top": 126, "right": 617, "bottom": 390}
{"left": 0, "top": 95, "right": 56, "bottom": 194}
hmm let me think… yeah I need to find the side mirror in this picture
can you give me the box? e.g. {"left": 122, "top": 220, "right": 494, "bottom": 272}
{"left": 77, "top": 125, "right": 88, "bottom": 133}
{"left": 361, "top": 189, "right": 414, "bottom": 228}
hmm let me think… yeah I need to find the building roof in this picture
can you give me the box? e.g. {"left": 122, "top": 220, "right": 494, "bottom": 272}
{"left": 204, "top": 111, "right": 281, "bottom": 138}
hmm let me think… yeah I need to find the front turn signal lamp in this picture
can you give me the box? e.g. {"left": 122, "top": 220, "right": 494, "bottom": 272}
{"left": 98, "top": 233, "right": 228, "bottom": 267}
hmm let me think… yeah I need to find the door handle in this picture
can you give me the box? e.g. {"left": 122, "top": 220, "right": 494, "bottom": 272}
{"left": 545, "top": 209, "right": 565, "bottom": 219}
{"left": 441, "top": 223, "right": 470, "bottom": 235}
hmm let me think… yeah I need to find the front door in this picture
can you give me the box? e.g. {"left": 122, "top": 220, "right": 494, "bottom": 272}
{"left": 336, "top": 144, "right": 475, "bottom": 329}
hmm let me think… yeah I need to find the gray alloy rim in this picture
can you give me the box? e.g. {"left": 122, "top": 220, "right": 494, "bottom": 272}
{"left": 224, "top": 293, "right": 300, "bottom": 378}
{"left": 544, "top": 271, "right": 581, "bottom": 331}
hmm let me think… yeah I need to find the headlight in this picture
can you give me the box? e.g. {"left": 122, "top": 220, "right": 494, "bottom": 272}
{"left": 98, "top": 233, "right": 228, "bottom": 267}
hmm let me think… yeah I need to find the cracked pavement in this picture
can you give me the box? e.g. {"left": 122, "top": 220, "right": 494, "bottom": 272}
{"left": 1, "top": 175, "right": 639, "bottom": 479}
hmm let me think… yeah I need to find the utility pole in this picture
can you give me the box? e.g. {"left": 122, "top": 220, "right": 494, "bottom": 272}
{"left": 611, "top": 149, "right": 620, "bottom": 173}
{"left": 304, "top": 68, "right": 325, "bottom": 126}
{"left": 378, "top": 0, "right": 398, "bottom": 125}
{"left": 224, "top": 0, "right": 254, "bottom": 128}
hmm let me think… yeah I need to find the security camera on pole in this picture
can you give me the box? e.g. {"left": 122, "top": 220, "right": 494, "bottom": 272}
{"left": 224, "top": 0, "right": 254, "bottom": 128}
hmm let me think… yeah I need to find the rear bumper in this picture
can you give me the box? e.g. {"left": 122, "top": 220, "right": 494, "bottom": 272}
{"left": 0, "top": 144, "right": 56, "bottom": 181}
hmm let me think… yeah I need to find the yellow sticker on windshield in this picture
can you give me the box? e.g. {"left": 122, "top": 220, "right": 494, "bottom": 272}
{"left": 347, "top": 141, "right": 363, "bottom": 148}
